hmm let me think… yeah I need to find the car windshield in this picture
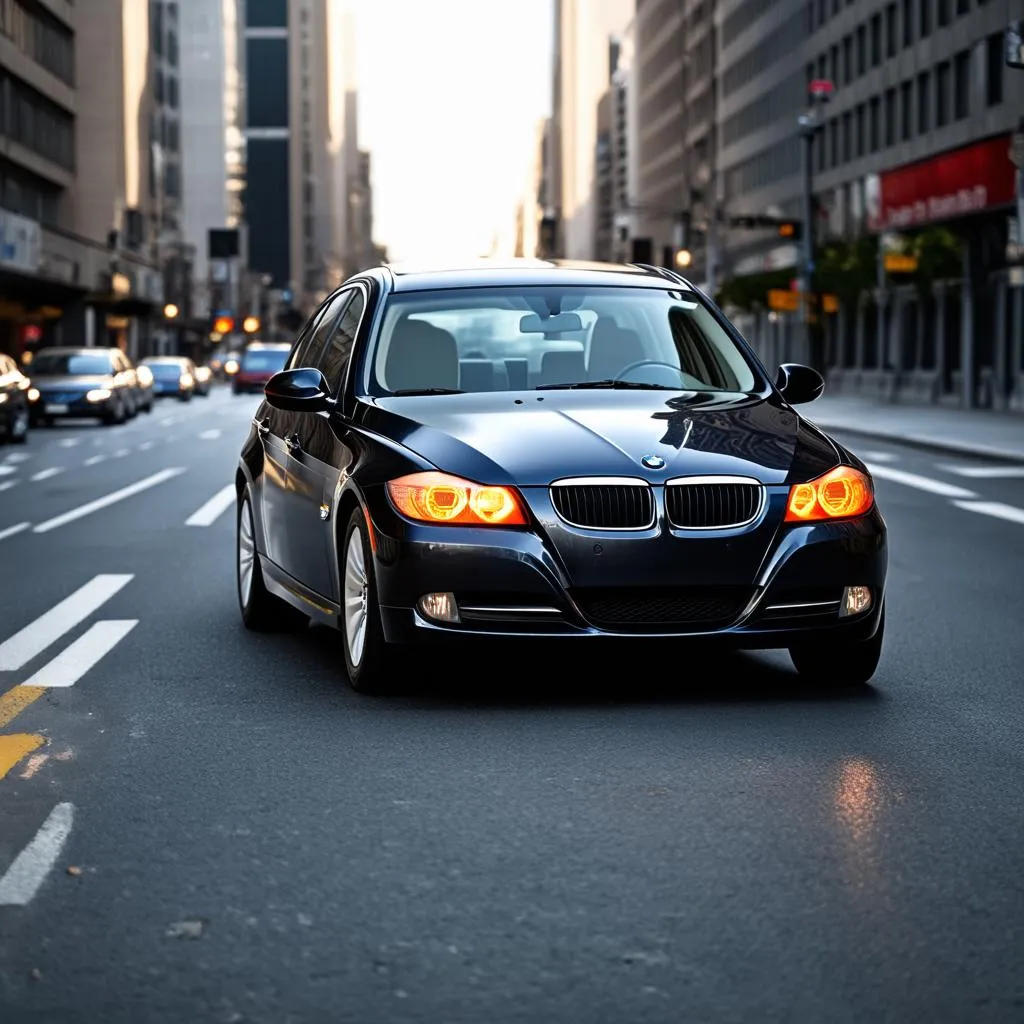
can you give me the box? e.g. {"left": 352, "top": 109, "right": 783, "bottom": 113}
{"left": 241, "top": 348, "right": 289, "bottom": 371}
{"left": 143, "top": 360, "right": 185, "bottom": 378}
{"left": 364, "top": 286, "right": 761, "bottom": 396}
{"left": 30, "top": 353, "right": 113, "bottom": 376}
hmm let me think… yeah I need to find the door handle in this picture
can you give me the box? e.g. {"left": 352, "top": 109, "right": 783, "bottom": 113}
{"left": 285, "top": 433, "right": 302, "bottom": 452}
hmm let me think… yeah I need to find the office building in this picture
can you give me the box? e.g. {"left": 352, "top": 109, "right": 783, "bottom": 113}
{"left": 715, "top": 0, "right": 1022, "bottom": 409}
{"left": 551, "top": 0, "right": 634, "bottom": 259}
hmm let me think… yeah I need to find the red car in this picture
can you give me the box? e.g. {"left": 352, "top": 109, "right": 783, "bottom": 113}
{"left": 231, "top": 344, "right": 291, "bottom": 395}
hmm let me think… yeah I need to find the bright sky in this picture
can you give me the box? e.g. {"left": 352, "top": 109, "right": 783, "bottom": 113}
{"left": 351, "top": 0, "right": 553, "bottom": 263}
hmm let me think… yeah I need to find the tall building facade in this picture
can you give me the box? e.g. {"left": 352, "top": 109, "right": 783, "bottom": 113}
{"left": 716, "top": 0, "right": 1023, "bottom": 409}
{"left": 551, "top": 0, "right": 634, "bottom": 259}
{"left": 243, "top": 0, "right": 358, "bottom": 317}
{"left": 178, "top": 0, "right": 245, "bottom": 321}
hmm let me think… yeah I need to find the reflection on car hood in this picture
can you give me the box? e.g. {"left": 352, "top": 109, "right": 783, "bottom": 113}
{"left": 33, "top": 374, "right": 113, "bottom": 388}
{"left": 361, "top": 390, "right": 840, "bottom": 486}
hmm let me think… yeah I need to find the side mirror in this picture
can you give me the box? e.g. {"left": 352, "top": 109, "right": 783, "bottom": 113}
{"left": 264, "top": 367, "right": 334, "bottom": 412}
{"left": 775, "top": 363, "right": 825, "bottom": 405}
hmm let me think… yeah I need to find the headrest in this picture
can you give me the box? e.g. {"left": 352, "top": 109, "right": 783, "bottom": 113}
{"left": 384, "top": 319, "right": 459, "bottom": 392}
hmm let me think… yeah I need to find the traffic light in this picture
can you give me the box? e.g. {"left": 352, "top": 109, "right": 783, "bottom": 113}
{"left": 777, "top": 221, "right": 801, "bottom": 239}
{"left": 213, "top": 315, "right": 234, "bottom": 334}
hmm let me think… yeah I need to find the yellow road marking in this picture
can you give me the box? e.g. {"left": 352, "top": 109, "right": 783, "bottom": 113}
{"left": 0, "top": 685, "right": 45, "bottom": 728}
{"left": 0, "top": 733, "right": 45, "bottom": 779}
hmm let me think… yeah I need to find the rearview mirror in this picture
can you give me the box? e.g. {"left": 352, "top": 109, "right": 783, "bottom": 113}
{"left": 519, "top": 312, "right": 584, "bottom": 333}
{"left": 775, "top": 363, "right": 825, "bottom": 405}
{"left": 264, "top": 367, "right": 333, "bottom": 412}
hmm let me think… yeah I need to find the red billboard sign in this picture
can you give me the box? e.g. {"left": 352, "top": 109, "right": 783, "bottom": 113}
{"left": 866, "top": 134, "right": 1017, "bottom": 232}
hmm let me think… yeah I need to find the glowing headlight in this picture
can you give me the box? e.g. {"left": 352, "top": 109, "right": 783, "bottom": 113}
{"left": 224, "top": 359, "right": 239, "bottom": 375}
{"left": 0, "top": 393, "right": 7, "bottom": 404}
{"left": 137, "top": 366, "right": 153, "bottom": 386}
{"left": 180, "top": 373, "right": 193, "bottom": 386}
{"left": 86, "top": 389, "right": 112, "bottom": 402}
{"left": 27, "top": 387, "right": 40, "bottom": 402}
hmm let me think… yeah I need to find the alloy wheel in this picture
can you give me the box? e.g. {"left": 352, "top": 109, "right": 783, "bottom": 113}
{"left": 343, "top": 527, "right": 368, "bottom": 666}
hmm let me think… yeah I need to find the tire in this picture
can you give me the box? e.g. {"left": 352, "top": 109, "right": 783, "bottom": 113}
{"left": 789, "top": 605, "right": 885, "bottom": 686}
{"left": 237, "top": 493, "right": 305, "bottom": 631}
{"left": 340, "top": 507, "right": 395, "bottom": 694}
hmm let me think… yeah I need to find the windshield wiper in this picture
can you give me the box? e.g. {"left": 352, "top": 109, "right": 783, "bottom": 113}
{"left": 391, "top": 387, "right": 464, "bottom": 396}
{"left": 535, "top": 379, "right": 678, "bottom": 391}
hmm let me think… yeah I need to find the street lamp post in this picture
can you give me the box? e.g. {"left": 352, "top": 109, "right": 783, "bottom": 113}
{"left": 797, "top": 80, "right": 832, "bottom": 368}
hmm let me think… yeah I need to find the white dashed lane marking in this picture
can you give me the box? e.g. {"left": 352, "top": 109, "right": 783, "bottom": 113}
{"left": 0, "top": 481, "right": 17, "bottom": 493}
{"left": 0, "top": 803, "right": 74, "bottom": 906}
{"left": 30, "top": 468, "right": 62, "bottom": 481}
{"left": 865, "top": 464, "right": 977, "bottom": 499}
{"left": 0, "top": 465, "right": 15, "bottom": 476}
{"left": 83, "top": 455, "right": 105, "bottom": 466}
{"left": 952, "top": 501, "right": 1024, "bottom": 525}
{"left": 185, "top": 485, "right": 235, "bottom": 527}
{"left": 0, "top": 522, "right": 29, "bottom": 542}
{"left": 199, "top": 429, "right": 221, "bottom": 440}
{"left": 22, "top": 619, "right": 138, "bottom": 687}
{"left": 939, "top": 464, "right": 1024, "bottom": 479}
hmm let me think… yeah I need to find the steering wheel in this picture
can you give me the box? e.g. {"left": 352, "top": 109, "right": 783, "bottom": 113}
{"left": 614, "top": 360, "right": 687, "bottom": 386}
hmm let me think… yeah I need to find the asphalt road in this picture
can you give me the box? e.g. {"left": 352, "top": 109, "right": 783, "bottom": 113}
{"left": 0, "top": 388, "right": 1022, "bottom": 1022}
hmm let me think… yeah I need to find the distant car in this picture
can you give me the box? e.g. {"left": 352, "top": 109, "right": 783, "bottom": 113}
{"left": 140, "top": 357, "right": 196, "bottom": 401}
{"left": 232, "top": 343, "right": 291, "bottom": 395}
{"left": 234, "top": 260, "right": 888, "bottom": 694}
{"left": 193, "top": 364, "right": 213, "bottom": 396}
{"left": 0, "top": 353, "right": 31, "bottom": 443}
{"left": 28, "top": 347, "right": 140, "bottom": 425}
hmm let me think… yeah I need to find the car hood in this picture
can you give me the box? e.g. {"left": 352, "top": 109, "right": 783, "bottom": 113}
{"left": 33, "top": 375, "right": 113, "bottom": 389}
{"left": 359, "top": 390, "right": 840, "bottom": 486}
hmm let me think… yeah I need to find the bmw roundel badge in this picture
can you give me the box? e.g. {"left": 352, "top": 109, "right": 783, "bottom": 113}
{"left": 641, "top": 454, "right": 666, "bottom": 470}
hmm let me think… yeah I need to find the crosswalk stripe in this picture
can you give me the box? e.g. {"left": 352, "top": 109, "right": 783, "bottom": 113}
{"left": 185, "top": 484, "right": 236, "bottom": 527}
{"left": 22, "top": 620, "right": 137, "bottom": 687}
{"left": 0, "top": 574, "right": 133, "bottom": 671}
{"left": 0, "top": 802, "right": 74, "bottom": 906}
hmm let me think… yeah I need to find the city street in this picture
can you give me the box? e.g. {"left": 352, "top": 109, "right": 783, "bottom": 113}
{"left": 0, "top": 388, "right": 1022, "bottom": 1022}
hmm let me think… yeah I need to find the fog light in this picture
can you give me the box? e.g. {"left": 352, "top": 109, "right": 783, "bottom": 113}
{"left": 840, "top": 586, "right": 872, "bottom": 617}
{"left": 418, "top": 592, "right": 459, "bottom": 623}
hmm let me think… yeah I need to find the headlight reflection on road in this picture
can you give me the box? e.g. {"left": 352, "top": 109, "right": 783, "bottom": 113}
{"left": 832, "top": 757, "right": 902, "bottom": 890}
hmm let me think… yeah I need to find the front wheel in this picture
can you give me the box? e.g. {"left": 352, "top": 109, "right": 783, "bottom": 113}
{"left": 789, "top": 606, "right": 885, "bottom": 686}
{"left": 9, "top": 405, "right": 29, "bottom": 443}
{"left": 340, "top": 507, "right": 395, "bottom": 693}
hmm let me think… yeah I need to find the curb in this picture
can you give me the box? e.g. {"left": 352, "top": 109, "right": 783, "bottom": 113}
{"left": 810, "top": 422, "right": 1024, "bottom": 463}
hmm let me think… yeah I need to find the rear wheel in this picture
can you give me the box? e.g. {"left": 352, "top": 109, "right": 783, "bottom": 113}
{"left": 237, "top": 493, "right": 305, "bottom": 631}
{"left": 340, "top": 507, "right": 395, "bottom": 694}
{"left": 789, "top": 606, "right": 885, "bottom": 686}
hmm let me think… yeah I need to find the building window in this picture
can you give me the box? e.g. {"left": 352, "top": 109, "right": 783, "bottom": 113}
{"left": 842, "top": 111, "right": 851, "bottom": 162}
{"left": 842, "top": 35, "right": 852, "bottom": 83}
{"left": 902, "top": 0, "right": 913, "bottom": 47}
{"left": 900, "top": 80, "right": 912, "bottom": 139}
{"left": 935, "top": 61, "right": 950, "bottom": 126}
{"left": 956, "top": 0, "right": 968, "bottom": 12}
{"left": 885, "top": 3, "right": 898, "bottom": 57}
{"left": 936, "top": 0, "right": 950, "bottom": 26}
{"left": 884, "top": 88, "right": 896, "bottom": 145}
{"left": 856, "top": 25, "right": 867, "bottom": 75}
{"left": 985, "top": 33, "right": 1003, "bottom": 106}
{"left": 829, "top": 118, "right": 838, "bottom": 166}
{"left": 856, "top": 104, "right": 865, "bottom": 157}
{"left": 0, "top": 0, "right": 75, "bottom": 85}
{"left": 871, "top": 14, "right": 882, "bottom": 66}
{"left": 953, "top": 50, "right": 970, "bottom": 119}
{"left": 869, "top": 96, "right": 880, "bottom": 151}
{"left": 917, "top": 71, "right": 930, "bottom": 132}
{"left": 0, "top": 72, "right": 75, "bottom": 170}
{"left": 919, "top": 0, "right": 931, "bottom": 37}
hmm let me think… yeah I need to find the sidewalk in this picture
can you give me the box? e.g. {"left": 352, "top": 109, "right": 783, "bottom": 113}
{"left": 804, "top": 394, "right": 1024, "bottom": 461}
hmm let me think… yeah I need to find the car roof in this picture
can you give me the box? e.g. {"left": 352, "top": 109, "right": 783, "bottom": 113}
{"left": 142, "top": 356, "right": 186, "bottom": 362}
{"left": 35, "top": 347, "right": 116, "bottom": 356}
{"left": 384, "top": 258, "right": 694, "bottom": 293}
{"left": 244, "top": 343, "right": 290, "bottom": 350}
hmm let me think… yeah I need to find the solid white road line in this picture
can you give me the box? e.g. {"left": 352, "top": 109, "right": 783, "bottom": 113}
{"left": 0, "top": 480, "right": 17, "bottom": 493}
{"left": 199, "top": 428, "right": 221, "bottom": 440}
{"left": 952, "top": 500, "right": 1024, "bottom": 525}
{"left": 939, "top": 464, "right": 1024, "bottom": 479}
{"left": 22, "top": 619, "right": 138, "bottom": 687}
{"left": 866, "top": 464, "right": 977, "bottom": 498}
{"left": 0, "top": 802, "right": 74, "bottom": 906}
{"left": 0, "top": 574, "right": 133, "bottom": 670}
{"left": 185, "top": 484, "right": 235, "bottom": 527}
{"left": 0, "top": 521, "right": 30, "bottom": 542}
{"left": 32, "top": 468, "right": 185, "bottom": 534}
{"left": 83, "top": 455, "right": 106, "bottom": 466}
{"left": 30, "top": 467, "right": 61, "bottom": 481}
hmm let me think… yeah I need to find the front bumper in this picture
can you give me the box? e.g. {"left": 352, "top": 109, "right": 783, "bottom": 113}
{"left": 30, "top": 391, "right": 114, "bottom": 420}
{"left": 364, "top": 486, "right": 887, "bottom": 649}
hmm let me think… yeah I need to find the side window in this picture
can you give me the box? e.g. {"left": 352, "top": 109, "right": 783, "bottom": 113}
{"left": 287, "top": 303, "right": 331, "bottom": 370}
{"left": 290, "top": 291, "right": 351, "bottom": 370}
{"left": 318, "top": 290, "right": 365, "bottom": 394}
